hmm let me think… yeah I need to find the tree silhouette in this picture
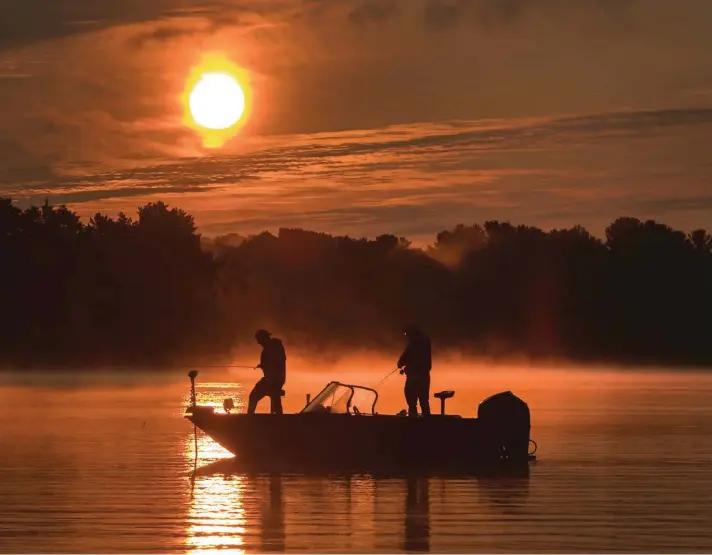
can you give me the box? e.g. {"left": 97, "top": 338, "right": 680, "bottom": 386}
{"left": 0, "top": 196, "right": 710, "bottom": 368}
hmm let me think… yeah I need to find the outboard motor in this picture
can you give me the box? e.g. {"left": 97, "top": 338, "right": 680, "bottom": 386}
{"left": 477, "top": 391, "right": 531, "bottom": 461}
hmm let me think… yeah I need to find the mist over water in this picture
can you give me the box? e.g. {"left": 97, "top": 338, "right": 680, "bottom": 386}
{"left": 1, "top": 358, "right": 712, "bottom": 553}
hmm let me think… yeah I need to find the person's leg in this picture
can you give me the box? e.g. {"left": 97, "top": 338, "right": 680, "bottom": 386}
{"left": 265, "top": 379, "right": 285, "bottom": 414}
{"left": 404, "top": 376, "right": 418, "bottom": 416}
{"left": 269, "top": 384, "right": 284, "bottom": 415}
{"left": 270, "top": 394, "right": 283, "bottom": 415}
{"left": 418, "top": 373, "right": 431, "bottom": 416}
{"left": 248, "top": 379, "right": 269, "bottom": 414}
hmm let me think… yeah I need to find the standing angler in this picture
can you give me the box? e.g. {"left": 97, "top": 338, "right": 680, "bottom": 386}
{"left": 397, "top": 325, "right": 432, "bottom": 416}
{"left": 248, "top": 329, "right": 287, "bottom": 415}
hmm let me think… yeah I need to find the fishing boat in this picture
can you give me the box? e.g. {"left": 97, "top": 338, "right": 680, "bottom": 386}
{"left": 184, "top": 371, "right": 538, "bottom": 473}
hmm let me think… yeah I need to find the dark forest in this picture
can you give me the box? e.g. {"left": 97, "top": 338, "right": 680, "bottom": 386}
{"left": 1, "top": 197, "right": 710, "bottom": 368}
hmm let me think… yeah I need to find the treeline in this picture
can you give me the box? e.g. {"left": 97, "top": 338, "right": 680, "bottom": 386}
{"left": 1, "top": 197, "right": 711, "bottom": 367}
{"left": 0, "top": 199, "right": 216, "bottom": 366}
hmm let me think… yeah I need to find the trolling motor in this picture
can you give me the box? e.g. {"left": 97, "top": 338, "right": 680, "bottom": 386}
{"left": 184, "top": 370, "right": 215, "bottom": 421}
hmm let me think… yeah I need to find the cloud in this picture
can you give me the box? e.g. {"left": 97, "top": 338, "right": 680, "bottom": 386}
{"left": 127, "top": 20, "right": 214, "bottom": 49}
{"left": 347, "top": 0, "right": 399, "bottom": 26}
{"left": 0, "top": 59, "right": 33, "bottom": 79}
{"left": 19, "top": 184, "right": 215, "bottom": 206}
{"left": 623, "top": 194, "right": 712, "bottom": 215}
{"left": 423, "top": 0, "right": 467, "bottom": 30}
{"left": 687, "top": 87, "right": 712, "bottom": 101}
{"left": 3, "top": 105, "right": 710, "bottom": 243}
{"left": 35, "top": 106, "right": 710, "bottom": 193}
{"left": 253, "top": 107, "right": 712, "bottom": 163}
{"left": 421, "top": 0, "right": 637, "bottom": 31}
{"left": 0, "top": 0, "right": 647, "bottom": 52}
{"left": 125, "top": 6, "right": 287, "bottom": 49}
{"left": 0, "top": 0, "right": 289, "bottom": 51}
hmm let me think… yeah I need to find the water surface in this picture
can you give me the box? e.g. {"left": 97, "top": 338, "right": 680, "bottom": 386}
{"left": 1, "top": 366, "right": 711, "bottom": 553}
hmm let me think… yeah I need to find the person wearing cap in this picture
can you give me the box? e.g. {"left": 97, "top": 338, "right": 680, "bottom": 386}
{"left": 247, "top": 329, "right": 287, "bottom": 415}
{"left": 397, "top": 325, "right": 432, "bottom": 416}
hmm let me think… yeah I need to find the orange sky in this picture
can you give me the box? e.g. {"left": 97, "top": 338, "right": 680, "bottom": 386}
{"left": 0, "top": 0, "right": 711, "bottom": 243}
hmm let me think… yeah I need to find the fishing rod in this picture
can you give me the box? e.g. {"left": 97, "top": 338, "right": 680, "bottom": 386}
{"left": 141, "top": 363, "right": 259, "bottom": 369}
{"left": 373, "top": 366, "right": 402, "bottom": 388}
{"left": 217, "top": 365, "right": 257, "bottom": 369}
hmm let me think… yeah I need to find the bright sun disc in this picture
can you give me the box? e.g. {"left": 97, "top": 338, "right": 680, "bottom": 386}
{"left": 189, "top": 72, "right": 245, "bottom": 130}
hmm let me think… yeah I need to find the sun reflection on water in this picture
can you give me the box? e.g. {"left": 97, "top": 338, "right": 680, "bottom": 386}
{"left": 181, "top": 382, "right": 247, "bottom": 415}
{"left": 185, "top": 424, "right": 245, "bottom": 555}
{"left": 187, "top": 473, "right": 247, "bottom": 555}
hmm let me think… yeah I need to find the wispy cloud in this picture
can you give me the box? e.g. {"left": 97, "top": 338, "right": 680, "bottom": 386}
{"left": 3, "top": 106, "right": 710, "bottom": 242}
{"left": 0, "top": 0, "right": 654, "bottom": 52}
{"left": 347, "top": 0, "right": 400, "bottom": 26}
{"left": 0, "top": 0, "right": 274, "bottom": 50}
{"left": 421, "top": 0, "right": 637, "bottom": 31}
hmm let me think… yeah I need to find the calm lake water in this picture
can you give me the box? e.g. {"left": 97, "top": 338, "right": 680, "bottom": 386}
{"left": 1, "top": 363, "right": 712, "bottom": 553}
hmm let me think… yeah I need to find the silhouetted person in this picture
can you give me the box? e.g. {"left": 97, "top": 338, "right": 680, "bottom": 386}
{"left": 248, "top": 329, "right": 286, "bottom": 415}
{"left": 397, "top": 325, "right": 431, "bottom": 416}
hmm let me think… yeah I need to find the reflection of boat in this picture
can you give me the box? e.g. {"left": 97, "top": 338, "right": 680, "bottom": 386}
{"left": 259, "top": 474, "right": 285, "bottom": 553}
{"left": 403, "top": 476, "right": 430, "bottom": 553}
{"left": 184, "top": 372, "right": 537, "bottom": 473}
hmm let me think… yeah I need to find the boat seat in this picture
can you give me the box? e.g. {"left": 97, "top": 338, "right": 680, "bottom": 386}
{"left": 433, "top": 390, "right": 455, "bottom": 415}
{"left": 434, "top": 390, "right": 455, "bottom": 400}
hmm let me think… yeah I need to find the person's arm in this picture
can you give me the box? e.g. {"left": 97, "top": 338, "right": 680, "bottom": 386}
{"left": 397, "top": 345, "right": 411, "bottom": 368}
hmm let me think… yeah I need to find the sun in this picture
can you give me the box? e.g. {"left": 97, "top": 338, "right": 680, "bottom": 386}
{"left": 189, "top": 73, "right": 245, "bottom": 130}
{"left": 181, "top": 53, "right": 252, "bottom": 148}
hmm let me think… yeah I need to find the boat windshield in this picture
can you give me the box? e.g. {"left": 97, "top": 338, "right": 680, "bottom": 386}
{"left": 301, "top": 381, "right": 379, "bottom": 415}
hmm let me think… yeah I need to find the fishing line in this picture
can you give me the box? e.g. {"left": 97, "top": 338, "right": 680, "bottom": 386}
{"left": 373, "top": 366, "right": 401, "bottom": 388}
{"left": 130, "top": 363, "right": 259, "bottom": 370}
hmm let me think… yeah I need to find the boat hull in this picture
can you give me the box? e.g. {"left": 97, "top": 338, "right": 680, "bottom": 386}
{"left": 186, "top": 408, "right": 533, "bottom": 473}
